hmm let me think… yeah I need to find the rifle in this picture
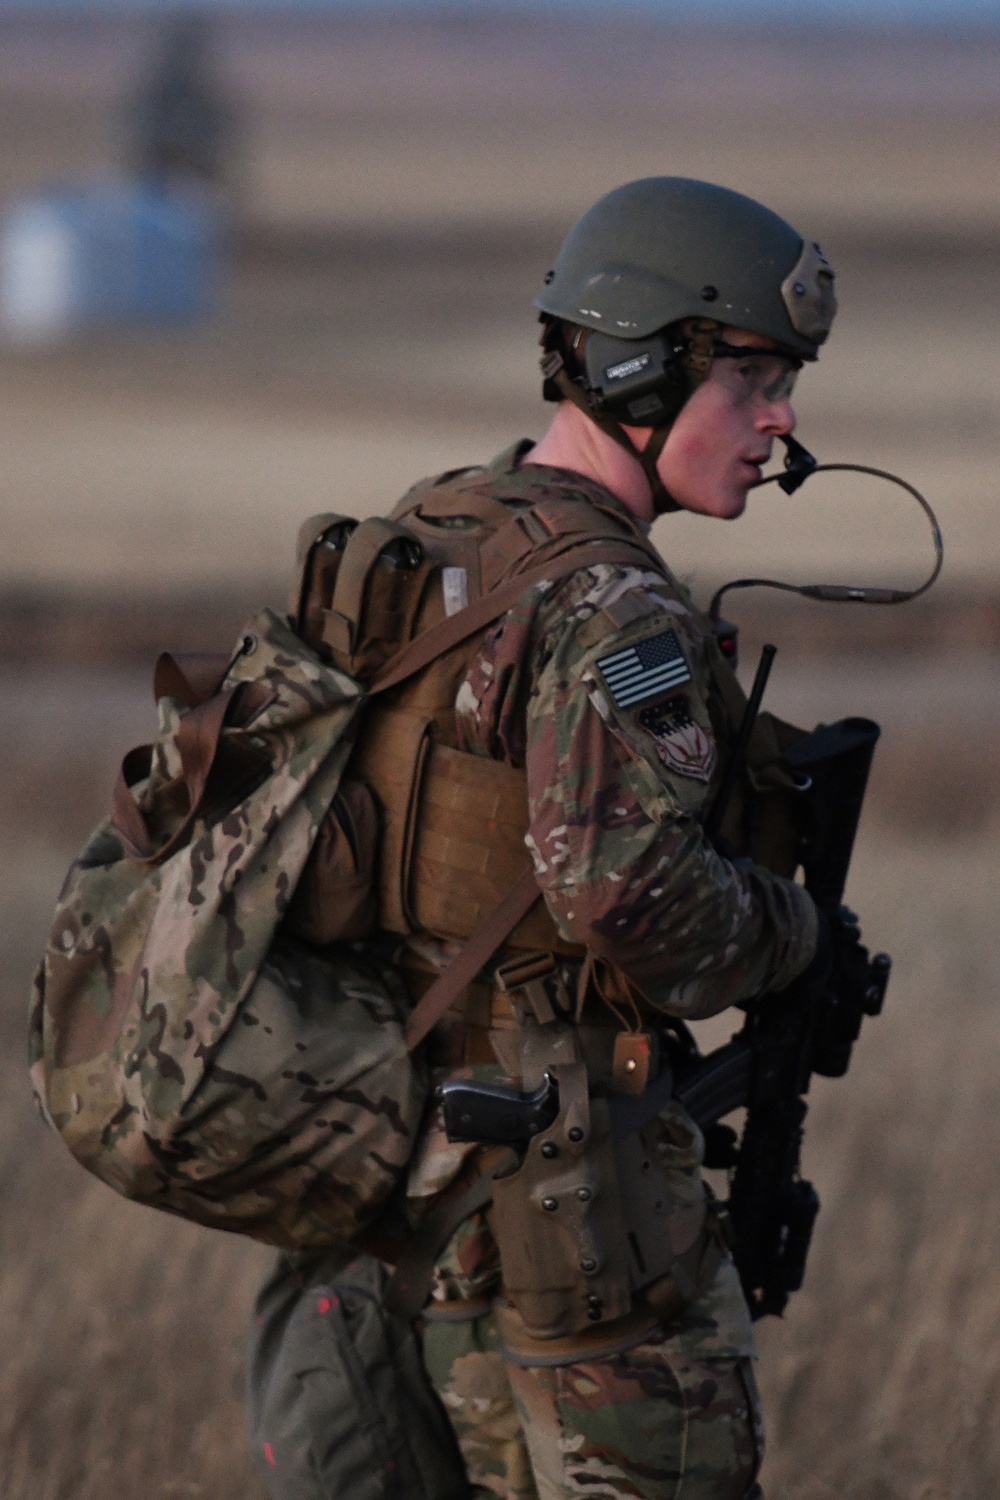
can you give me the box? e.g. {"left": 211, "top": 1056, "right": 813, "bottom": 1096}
{"left": 673, "top": 710, "right": 891, "bottom": 1317}
{"left": 440, "top": 692, "right": 891, "bottom": 1320}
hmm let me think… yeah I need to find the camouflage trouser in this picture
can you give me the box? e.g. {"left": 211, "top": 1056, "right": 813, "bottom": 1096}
{"left": 420, "top": 1310, "right": 763, "bottom": 1500}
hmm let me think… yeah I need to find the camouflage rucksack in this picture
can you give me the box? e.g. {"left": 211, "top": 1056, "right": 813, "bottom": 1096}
{"left": 28, "top": 607, "right": 427, "bottom": 1249}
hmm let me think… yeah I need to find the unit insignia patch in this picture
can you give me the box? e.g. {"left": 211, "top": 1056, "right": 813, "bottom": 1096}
{"left": 595, "top": 628, "right": 692, "bottom": 709}
{"left": 638, "top": 694, "right": 717, "bottom": 783}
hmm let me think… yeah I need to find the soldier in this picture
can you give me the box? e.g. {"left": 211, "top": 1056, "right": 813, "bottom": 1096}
{"left": 127, "top": 13, "right": 234, "bottom": 190}
{"left": 287, "top": 176, "right": 835, "bottom": 1500}
{"left": 30, "top": 174, "right": 837, "bottom": 1500}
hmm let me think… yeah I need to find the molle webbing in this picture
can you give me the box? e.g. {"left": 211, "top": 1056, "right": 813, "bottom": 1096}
{"left": 389, "top": 469, "right": 662, "bottom": 603}
{"left": 355, "top": 707, "right": 573, "bottom": 954}
{"left": 410, "top": 738, "right": 563, "bottom": 952}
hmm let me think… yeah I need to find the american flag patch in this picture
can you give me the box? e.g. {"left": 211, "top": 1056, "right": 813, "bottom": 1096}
{"left": 595, "top": 629, "right": 692, "bottom": 709}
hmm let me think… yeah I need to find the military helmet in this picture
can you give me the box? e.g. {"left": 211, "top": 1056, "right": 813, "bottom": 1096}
{"left": 535, "top": 176, "right": 836, "bottom": 361}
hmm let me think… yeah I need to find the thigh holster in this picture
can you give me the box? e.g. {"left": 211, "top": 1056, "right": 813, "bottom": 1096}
{"left": 488, "top": 1060, "right": 633, "bottom": 1340}
{"left": 485, "top": 1002, "right": 724, "bottom": 1357}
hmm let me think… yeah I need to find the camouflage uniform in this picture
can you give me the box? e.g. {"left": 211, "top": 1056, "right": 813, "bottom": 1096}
{"left": 398, "top": 444, "right": 817, "bottom": 1499}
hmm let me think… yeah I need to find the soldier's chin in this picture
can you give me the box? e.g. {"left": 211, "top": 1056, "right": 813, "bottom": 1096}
{"left": 719, "top": 485, "right": 750, "bottom": 520}
{"left": 673, "top": 482, "right": 748, "bottom": 520}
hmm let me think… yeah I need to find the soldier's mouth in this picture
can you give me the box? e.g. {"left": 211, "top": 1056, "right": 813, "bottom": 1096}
{"left": 740, "top": 458, "right": 768, "bottom": 484}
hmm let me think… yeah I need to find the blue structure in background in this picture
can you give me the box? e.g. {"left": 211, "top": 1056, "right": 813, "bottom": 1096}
{"left": 0, "top": 12, "right": 231, "bottom": 342}
{"left": 0, "top": 180, "right": 222, "bottom": 340}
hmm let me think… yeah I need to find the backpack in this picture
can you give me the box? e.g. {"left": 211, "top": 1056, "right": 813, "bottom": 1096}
{"left": 28, "top": 608, "right": 430, "bottom": 1247}
{"left": 29, "top": 504, "right": 652, "bottom": 1249}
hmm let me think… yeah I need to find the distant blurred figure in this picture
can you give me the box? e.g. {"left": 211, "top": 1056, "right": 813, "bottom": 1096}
{"left": 128, "top": 13, "right": 235, "bottom": 193}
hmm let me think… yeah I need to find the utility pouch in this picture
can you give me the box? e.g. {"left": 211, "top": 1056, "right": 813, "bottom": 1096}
{"left": 246, "top": 1251, "right": 469, "bottom": 1500}
{"left": 321, "top": 519, "right": 436, "bottom": 679}
{"left": 283, "top": 778, "right": 380, "bottom": 945}
{"left": 488, "top": 1061, "right": 633, "bottom": 1339}
{"left": 291, "top": 512, "right": 359, "bottom": 650}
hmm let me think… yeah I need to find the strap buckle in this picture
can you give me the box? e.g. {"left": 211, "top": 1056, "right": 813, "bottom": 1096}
{"left": 494, "top": 951, "right": 568, "bottom": 1026}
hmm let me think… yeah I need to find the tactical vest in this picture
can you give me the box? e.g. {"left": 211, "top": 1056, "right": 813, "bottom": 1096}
{"left": 286, "top": 456, "right": 800, "bottom": 1061}
{"left": 286, "top": 461, "right": 669, "bottom": 1063}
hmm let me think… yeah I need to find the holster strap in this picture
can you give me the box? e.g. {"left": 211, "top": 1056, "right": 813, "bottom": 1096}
{"left": 493, "top": 1299, "right": 660, "bottom": 1367}
{"left": 492, "top": 1194, "right": 727, "bottom": 1367}
{"left": 385, "top": 1147, "right": 518, "bottom": 1318}
{"left": 419, "top": 1299, "right": 494, "bottom": 1324}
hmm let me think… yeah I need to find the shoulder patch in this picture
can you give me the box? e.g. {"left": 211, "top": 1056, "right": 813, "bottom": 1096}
{"left": 638, "top": 695, "right": 717, "bottom": 783}
{"left": 599, "top": 590, "right": 652, "bottom": 631}
{"left": 595, "top": 628, "right": 692, "bottom": 709}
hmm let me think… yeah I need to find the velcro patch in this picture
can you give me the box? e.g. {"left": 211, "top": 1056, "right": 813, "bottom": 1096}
{"left": 595, "top": 629, "right": 691, "bottom": 709}
{"left": 639, "top": 694, "right": 717, "bottom": 783}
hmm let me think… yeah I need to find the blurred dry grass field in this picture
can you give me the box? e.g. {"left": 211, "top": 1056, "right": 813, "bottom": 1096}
{"left": 3, "top": 665, "right": 1000, "bottom": 1499}
{"left": 1, "top": 10, "right": 999, "bottom": 1498}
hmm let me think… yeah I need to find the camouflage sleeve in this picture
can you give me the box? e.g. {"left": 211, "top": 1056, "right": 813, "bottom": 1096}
{"left": 459, "top": 563, "right": 817, "bottom": 1020}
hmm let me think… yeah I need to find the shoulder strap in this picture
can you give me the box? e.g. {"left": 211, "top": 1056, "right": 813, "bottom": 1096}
{"left": 402, "top": 868, "right": 539, "bottom": 1051}
{"left": 389, "top": 534, "right": 656, "bottom": 1052}
{"left": 368, "top": 536, "right": 653, "bottom": 699}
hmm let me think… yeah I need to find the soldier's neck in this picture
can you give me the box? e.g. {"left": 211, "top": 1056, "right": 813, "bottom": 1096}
{"left": 524, "top": 402, "right": 655, "bottom": 524}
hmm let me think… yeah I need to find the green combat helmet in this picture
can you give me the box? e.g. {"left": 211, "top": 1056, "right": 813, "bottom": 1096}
{"left": 535, "top": 176, "right": 836, "bottom": 511}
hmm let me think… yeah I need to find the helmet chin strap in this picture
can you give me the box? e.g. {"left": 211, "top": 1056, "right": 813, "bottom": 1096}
{"left": 549, "top": 366, "right": 682, "bottom": 515}
{"left": 633, "top": 423, "right": 680, "bottom": 516}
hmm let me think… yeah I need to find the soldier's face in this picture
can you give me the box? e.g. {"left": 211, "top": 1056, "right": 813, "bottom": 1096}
{"left": 646, "top": 328, "right": 797, "bottom": 521}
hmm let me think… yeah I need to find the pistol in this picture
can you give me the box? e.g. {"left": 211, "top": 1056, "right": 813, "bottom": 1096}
{"left": 439, "top": 1073, "right": 560, "bottom": 1148}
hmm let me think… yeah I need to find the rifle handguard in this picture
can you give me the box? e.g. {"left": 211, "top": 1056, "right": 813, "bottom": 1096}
{"left": 865, "top": 952, "right": 892, "bottom": 1016}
